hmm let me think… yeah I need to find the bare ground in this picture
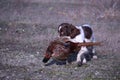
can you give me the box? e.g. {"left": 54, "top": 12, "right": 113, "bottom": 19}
{"left": 0, "top": 0, "right": 120, "bottom": 80}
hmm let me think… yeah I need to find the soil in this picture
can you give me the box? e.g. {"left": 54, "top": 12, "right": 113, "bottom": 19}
{"left": 0, "top": 0, "right": 120, "bottom": 80}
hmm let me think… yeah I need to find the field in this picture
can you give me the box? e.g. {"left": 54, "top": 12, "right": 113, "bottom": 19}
{"left": 0, "top": 0, "right": 120, "bottom": 80}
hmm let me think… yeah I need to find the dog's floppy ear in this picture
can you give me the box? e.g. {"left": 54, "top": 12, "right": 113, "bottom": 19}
{"left": 69, "top": 24, "right": 80, "bottom": 38}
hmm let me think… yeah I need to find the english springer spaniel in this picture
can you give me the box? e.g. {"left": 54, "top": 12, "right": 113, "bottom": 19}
{"left": 58, "top": 23, "right": 97, "bottom": 66}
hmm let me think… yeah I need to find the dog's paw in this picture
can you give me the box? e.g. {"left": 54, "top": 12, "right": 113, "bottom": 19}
{"left": 93, "top": 55, "right": 98, "bottom": 59}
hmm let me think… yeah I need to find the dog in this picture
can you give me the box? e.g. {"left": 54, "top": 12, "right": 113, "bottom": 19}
{"left": 58, "top": 23, "right": 97, "bottom": 66}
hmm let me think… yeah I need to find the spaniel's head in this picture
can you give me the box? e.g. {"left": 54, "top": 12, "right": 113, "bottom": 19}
{"left": 58, "top": 23, "right": 72, "bottom": 36}
{"left": 58, "top": 23, "right": 80, "bottom": 38}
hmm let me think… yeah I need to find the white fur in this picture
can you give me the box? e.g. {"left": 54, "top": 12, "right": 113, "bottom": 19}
{"left": 85, "top": 38, "right": 91, "bottom": 42}
{"left": 58, "top": 26, "right": 62, "bottom": 32}
{"left": 69, "top": 26, "right": 85, "bottom": 43}
{"left": 82, "top": 24, "right": 90, "bottom": 27}
{"left": 77, "top": 46, "right": 88, "bottom": 62}
{"left": 84, "top": 26, "right": 96, "bottom": 55}
{"left": 83, "top": 58, "right": 87, "bottom": 63}
{"left": 85, "top": 35, "right": 96, "bottom": 56}
{"left": 67, "top": 26, "right": 89, "bottom": 63}
{"left": 93, "top": 55, "right": 98, "bottom": 59}
{"left": 72, "top": 25, "right": 97, "bottom": 63}
{"left": 59, "top": 24, "right": 97, "bottom": 64}
{"left": 82, "top": 24, "right": 96, "bottom": 42}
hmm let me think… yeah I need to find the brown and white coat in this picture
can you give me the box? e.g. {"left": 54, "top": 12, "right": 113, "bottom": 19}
{"left": 58, "top": 23, "right": 97, "bottom": 65}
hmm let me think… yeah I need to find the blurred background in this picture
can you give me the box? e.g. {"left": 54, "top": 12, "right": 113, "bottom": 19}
{"left": 0, "top": 0, "right": 120, "bottom": 80}
{"left": 0, "top": 0, "right": 120, "bottom": 24}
